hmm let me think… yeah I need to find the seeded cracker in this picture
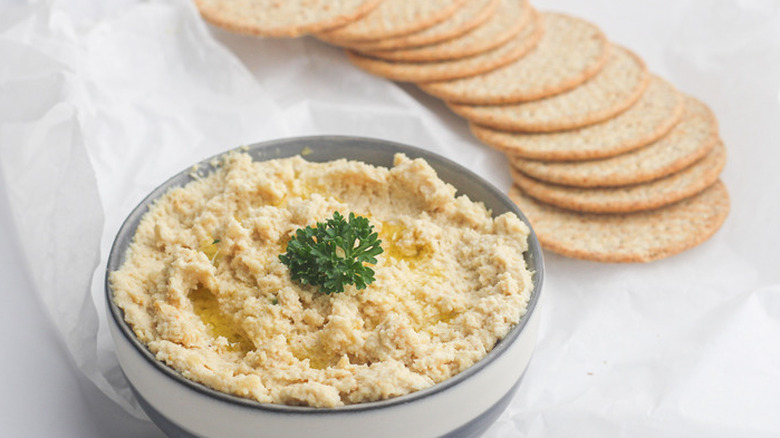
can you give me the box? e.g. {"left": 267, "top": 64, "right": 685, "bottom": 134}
{"left": 419, "top": 12, "right": 609, "bottom": 104}
{"left": 335, "top": 0, "right": 500, "bottom": 51}
{"left": 194, "top": 0, "right": 384, "bottom": 38}
{"left": 509, "top": 95, "right": 719, "bottom": 187}
{"left": 197, "top": 1, "right": 732, "bottom": 265}
{"left": 346, "top": 8, "right": 542, "bottom": 83}
{"left": 510, "top": 141, "right": 726, "bottom": 213}
{"left": 359, "top": 0, "right": 530, "bottom": 62}
{"left": 449, "top": 45, "right": 649, "bottom": 132}
{"left": 318, "top": 0, "right": 468, "bottom": 42}
{"left": 508, "top": 180, "right": 729, "bottom": 263}
{"left": 471, "top": 75, "right": 684, "bottom": 161}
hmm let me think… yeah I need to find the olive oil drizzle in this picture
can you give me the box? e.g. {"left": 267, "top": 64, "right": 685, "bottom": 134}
{"left": 189, "top": 286, "right": 252, "bottom": 353}
{"left": 379, "top": 222, "right": 457, "bottom": 330}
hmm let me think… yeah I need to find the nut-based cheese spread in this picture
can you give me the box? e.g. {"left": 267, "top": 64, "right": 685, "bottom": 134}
{"left": 110, "top": 152, "right": 533, "bottom": 407}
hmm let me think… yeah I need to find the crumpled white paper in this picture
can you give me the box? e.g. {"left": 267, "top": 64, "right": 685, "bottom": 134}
{"left": 1, "top": 0, "right": 779, "bottom": 435}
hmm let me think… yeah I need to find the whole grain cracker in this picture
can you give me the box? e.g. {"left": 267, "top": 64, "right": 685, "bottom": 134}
{"left": 317, "top": 0, "right": 467, "bottom": 42}
{"left": 510, "top": 140, "right": 726, "bottom": 213}
{"left": 509, "top": 95, "right": 719, "bottom": 187}
{"left": 418, "top": 12, "right": 609, "bottom": 104}
{"left": 333, "top": 0, "right": 500, "bottom": 52}
{"left": 471, "top": 75, "right": 684, "bottom": 161}
{"left": 346, "top": 9, "right": 542, "bottom": 83}
{"left": 508, "top": 180, "right": 730, "bottom": 262}
{"left": 358, "top": 0, "right": 530, "bottom": 62}
{"left": 449, "top": 45, "right": 649, "bottom": 132}
{"left": 194, "top": 0, "right": 383, "bottom": 38}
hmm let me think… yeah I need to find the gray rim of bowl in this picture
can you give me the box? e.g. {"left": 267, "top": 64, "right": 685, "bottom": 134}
{"left": 105, "top": 135, "right": 545, "bottom": 415}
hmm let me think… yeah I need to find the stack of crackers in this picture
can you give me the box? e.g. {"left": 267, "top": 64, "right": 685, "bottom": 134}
{"left": 194, "top": 0, "right": 730, "bottom": 263}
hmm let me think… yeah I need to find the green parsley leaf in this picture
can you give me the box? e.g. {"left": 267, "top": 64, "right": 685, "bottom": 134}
{"left": 279, "top": 211, "right": 383, "bottom": 294}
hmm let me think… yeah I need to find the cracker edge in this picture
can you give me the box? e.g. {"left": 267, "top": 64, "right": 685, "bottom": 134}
{"left": 470, "top": 77, "right": 686, "bottom": 160}
{"left": 508, "top": 180, "right": 731, "bottom": 262}
{"left": 507, "top": 98, "right": 721, "bottom": 187}
{"left": 508, "top": 141, "right": 726, "bottom": 213}
{"left": 345, "top": 8, "right": 544, "bottom": 83}
{"left": 328, "top": 0, "right": 502, "bottom": 51}
{"left": 418, "top": 12, "right": 611, "bottom": 105}
{"left": 447, "top": 46, "right": 650, "bottom": 132}
{"left": 317, "top": 0, "right": 468, "bottom": 42}
{"left": 356, "top": 0, "right": 530, "bottom": 62}
{"left": 194, "top": 0, "right": 384, "bottom": 38}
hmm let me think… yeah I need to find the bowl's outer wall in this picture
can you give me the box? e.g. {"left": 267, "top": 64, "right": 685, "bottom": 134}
{"left": 106, "top": 136, "right": 545, "bottom": 438}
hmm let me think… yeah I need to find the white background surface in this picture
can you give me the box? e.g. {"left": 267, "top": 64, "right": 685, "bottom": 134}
{"left": 2, "top": 0, "right": 780, "bottom": 437}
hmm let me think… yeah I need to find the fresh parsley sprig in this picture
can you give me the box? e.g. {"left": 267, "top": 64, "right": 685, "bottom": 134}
{"left": 279, "top": 211, "right": 383, "bottom": 294}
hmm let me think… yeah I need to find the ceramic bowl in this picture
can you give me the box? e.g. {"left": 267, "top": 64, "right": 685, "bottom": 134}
{"left": 105, "top": 136, "right": 545, "bottom": 438}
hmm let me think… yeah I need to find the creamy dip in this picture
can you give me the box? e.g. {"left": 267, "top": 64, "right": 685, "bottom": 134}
{"left": 110, "top": 152, "right": 533, "bottom": 407}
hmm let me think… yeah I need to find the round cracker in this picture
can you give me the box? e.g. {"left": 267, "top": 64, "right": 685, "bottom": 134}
{"left": 509, "top": 95, "right": 719, "bottom": 187}
{"left": 449, "top": 45, "right": 649, "bottom": 132}
{"left": 471, "top": 75, "right": 684, "bottom": 161}
{"left": 333, "top": 0, "right": 500, "bottom": 52}
{"left": 510, "top": 141, "right": 726, "bottom": 213}
{"left": 418, "top": 12, "right": 609, "bottom": 104}
{"left": 194, "top": 0, "right": 383, "bottom": 38}
{"left": 317, "top": 0, "right": 467, "bottom": 42}
{"left": 358, "top": 0, "right": 530, "bottom": 62}
{"left": 346, "top": 9, "right": 543, "bottom": 83}
{"left": 508, "top": 180, "right": 730, "bottom": 262}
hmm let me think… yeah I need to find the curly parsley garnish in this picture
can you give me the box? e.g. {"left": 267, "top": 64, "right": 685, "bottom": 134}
{"left": 279, "top": 212, "right": 383, "bottom": 294}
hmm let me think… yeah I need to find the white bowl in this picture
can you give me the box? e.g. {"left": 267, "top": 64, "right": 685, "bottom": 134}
{"left": 105, "top": 136, "right": 545, "bottom": 438}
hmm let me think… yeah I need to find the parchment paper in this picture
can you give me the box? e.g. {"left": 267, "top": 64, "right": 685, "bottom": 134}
{"left": 1, "top": 0, "right": 778, "bottom": 435}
